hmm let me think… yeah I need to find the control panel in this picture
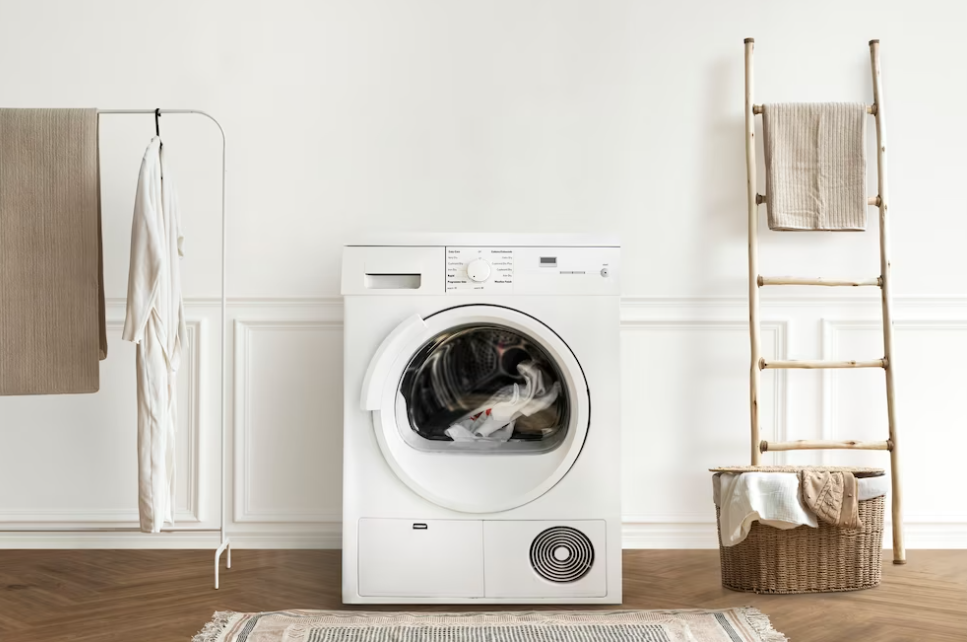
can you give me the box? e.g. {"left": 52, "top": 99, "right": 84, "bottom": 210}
{"left": 342, "top": 243, "right": 619, "bottom": 297}
{"left": 444, "top": 245, "right": 619, "bottom": 296}
{"left": 446, "top": 247, "right": 514, "bottom": 293}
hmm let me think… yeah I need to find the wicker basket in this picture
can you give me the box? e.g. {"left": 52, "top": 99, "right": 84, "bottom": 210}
{"left": 713, "top": 467, "right": 885, "bottom": 594}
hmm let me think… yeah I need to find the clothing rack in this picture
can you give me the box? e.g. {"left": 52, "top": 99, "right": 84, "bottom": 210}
{"left": 0, "top": 109, "right": 232, "bottom": 589}
{"left": 744, "top": 40, "right": 905, "bottom": 564}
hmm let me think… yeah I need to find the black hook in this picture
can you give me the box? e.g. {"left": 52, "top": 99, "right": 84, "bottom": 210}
{"left": 154, "top": 108, "right": 161, "bottom": 137}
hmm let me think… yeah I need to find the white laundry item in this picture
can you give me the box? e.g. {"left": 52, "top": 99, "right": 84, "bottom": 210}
{"left": 714, "top": 472, "right": 818, "bottom": 547}
{"left": 711, "top": 472, "right": 889, "bottom": 506}
{"left": 857, "top": 474, "right": 890, "bottom": 501}
{"left": 712, "top": 472, "right": 889, "bottom": 547}
{"left": 444, "top": 361, "right": 561, "bottom": 443}
{"left": 515, "top": 362, "right": 562, "bottom": 417}
{"left": 446, "top": 423, "right": 514, "bottom": 442}
{"left": 122, "top": 137, "right": 186, "bottom": 534}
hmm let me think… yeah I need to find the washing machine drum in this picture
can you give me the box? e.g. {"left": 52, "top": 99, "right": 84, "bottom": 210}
{"left": 362, "top": 305, "right": 590, "bottom": 514}
{"left": 401, "top": 324, "right": 570, "bottom": 449}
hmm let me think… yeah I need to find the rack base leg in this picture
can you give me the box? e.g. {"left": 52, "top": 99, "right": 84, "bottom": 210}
{"left": 215, "top": 537, "right": 231, "bottom": 589}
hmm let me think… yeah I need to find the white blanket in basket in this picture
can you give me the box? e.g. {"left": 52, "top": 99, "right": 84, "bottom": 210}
{"left": 713, "top": 472, "right": 889, "bottom": 546}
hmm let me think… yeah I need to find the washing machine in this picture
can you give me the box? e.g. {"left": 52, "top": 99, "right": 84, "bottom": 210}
{"left": 341, "top": 234, "right": 621, "bottom": 604}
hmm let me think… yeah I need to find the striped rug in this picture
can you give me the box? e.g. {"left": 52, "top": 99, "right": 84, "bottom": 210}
{"left": 193, "top": 608, "right": 787, "bottom": 642}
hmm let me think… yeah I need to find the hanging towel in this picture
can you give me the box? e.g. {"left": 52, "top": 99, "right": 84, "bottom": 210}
{"left": 123, "top": 137, "right": 186, "bottom": 533}
{"left": 0, "top": 108, "right": 106, "bottom": 395}
{"left": 762, "top": 103, "right": 868, "bottom": 231}
{"left": 799, "top": 469, "right": 862, "bottom": 529}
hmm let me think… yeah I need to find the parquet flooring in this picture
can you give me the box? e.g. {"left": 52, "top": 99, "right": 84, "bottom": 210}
{"left": 0, "top": 549, "right": 964, "bottom": 641}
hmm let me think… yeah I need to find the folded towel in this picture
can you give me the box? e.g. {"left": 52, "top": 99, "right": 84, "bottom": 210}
{"left": 0, "top": 108, "right": 105, "bottom": 395}
{"left": 762, "top": 103, "right": 868, "bottom": 231}
{"left": 799, "top": 469, "right": 861, "bottom": 529}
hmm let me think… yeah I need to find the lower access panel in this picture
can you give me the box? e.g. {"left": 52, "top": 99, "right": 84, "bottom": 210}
{"left": 358, "top": 518, "right": 484, "bottom": 597}
{"left": 483, "top": 520, "right": 607, "bottom": 598}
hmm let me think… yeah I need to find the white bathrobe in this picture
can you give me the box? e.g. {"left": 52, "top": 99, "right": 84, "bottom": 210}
{"left": 122, "top": 137, "right": 186, "bottom": 533}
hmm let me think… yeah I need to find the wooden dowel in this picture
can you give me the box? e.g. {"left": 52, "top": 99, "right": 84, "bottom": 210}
{"left": 752, "top": 104, "right": 875, "bottom": 115}
{"left": 870, "top": 38, "right": 905, "bottom": 565}
{"left": 758, "top": 276, "right": 881, "bottom": 287}
{"left": 760, "top": 358, "right": 886, "bottom": 370}
{"left": 760, "top": 439, "right": 891, "bottom": 452}
{"left": 760, "top": 194, "right": 878, "bottom": 206}
{"left": 745, "top": 37, "right": 762, "bottom": 466}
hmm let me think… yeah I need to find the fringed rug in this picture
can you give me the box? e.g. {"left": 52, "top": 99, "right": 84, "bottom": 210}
{"left": 193, "top": 609, "right": 787, "bottom": 642}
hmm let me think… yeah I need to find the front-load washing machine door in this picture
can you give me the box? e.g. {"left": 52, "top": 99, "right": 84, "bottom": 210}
{"left": 361, "top": 304, "right": 590, "bottom": 514}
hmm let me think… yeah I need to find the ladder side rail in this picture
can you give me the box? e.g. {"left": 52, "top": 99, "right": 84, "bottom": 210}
{"left": 745, "top": 38, "right": 762, "bottom": 466}
{"left": 870, "top": 39, "right": 905, "bottom": 564}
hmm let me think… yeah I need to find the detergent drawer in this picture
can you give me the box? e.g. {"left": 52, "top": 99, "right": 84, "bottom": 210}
{"left": 358, "top": 518, "right": 484, "bottom": 597}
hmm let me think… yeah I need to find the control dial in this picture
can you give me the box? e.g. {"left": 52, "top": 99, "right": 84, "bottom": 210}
{"left": 466, "top": 258, "right": 491, "bottom": 282}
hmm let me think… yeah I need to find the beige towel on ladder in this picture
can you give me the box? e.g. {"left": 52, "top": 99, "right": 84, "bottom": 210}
{"left": 0, "top": 108, "right": 106, "bottom": 395}
{"left": 762, "top": 103, "right": 868, "bottom": 231}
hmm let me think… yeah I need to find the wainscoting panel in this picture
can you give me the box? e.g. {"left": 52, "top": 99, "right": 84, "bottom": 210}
{"left": 823, "top": 318, "right": 967, "bottom": 532}
{"left": 0, "top": 313, "right": 204, "bottom": 526}
{"left": 2, "top": 296, "right": 965, "bottom": 549}
{"left": 233, "top": 319, "right": 343, "bottom": 524}
{"left": 620, "top": 320, "right": 787, "bottom": 525}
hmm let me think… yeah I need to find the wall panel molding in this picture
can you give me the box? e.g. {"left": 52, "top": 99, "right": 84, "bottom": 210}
{"left": 820, "top": 318, "right": 967, "bottom": 461}
{"left": 3, "top": 297, "right": 965, "bottom": 548}
{"left": 106, "top": 294, "right": 967, "bottom": 312}
{"left": 181, "top": 319, "right": 204, "bottom": 523}
{"left": 0, "top": 318, "right": 204, "bottom": 525}
{"left": 233, "top": 319, "right": 343, "bottom": 524}
{"left": 621, "top": 318, "right": 789, "bottom": 459}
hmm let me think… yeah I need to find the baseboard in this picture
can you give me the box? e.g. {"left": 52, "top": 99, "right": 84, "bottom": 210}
{"left": 0, "top": 531, "right": 223, "bottom": 549}
{"left": 620, "top": 522, "right": 720, "bottom": 549}
{"left": 884, "top": 522, "right": 967, "bottom": 549}
{"left": 0, "top": 525, "right": 342, "bottom": 550}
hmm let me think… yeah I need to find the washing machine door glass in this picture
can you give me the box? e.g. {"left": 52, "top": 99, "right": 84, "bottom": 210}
{"left": 362, "top": 305, "right": 590, "bottom": 514}
{"left": 399, "top": 323, "right": 570, "bottom": 454}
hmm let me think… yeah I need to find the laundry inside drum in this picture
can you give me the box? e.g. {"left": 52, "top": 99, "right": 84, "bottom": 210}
{"left": 399, "top": 323, "right": 571, "bottom": 450}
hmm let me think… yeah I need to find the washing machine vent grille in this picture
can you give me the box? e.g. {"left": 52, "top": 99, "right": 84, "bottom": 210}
{"left": 529, "top": 526, "right": 594, "bottom": 583}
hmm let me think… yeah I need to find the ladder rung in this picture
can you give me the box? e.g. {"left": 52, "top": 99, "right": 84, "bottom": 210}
{"left": 753, "top": 104, "right": 876, "bottom": 115}
{"left": 761, "top": 439, "right": 892, "bottom": 452}
{"left": 755, "top": 194, "right": 880, "bottom": 206}
{"left": 758, "top": 276, "right": 881, "bottom": 287}
{"left": 760, "top": 358, "right": 886, "bottom": 370}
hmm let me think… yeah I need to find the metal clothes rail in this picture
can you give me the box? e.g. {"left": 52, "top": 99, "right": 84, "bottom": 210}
{"left": 0, "top": 109, "right": 232, "bottom": 589}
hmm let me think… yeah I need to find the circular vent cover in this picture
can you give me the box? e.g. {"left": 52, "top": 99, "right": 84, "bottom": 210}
{"left": 530, "top": 526, "right": 594, "bottom": 583}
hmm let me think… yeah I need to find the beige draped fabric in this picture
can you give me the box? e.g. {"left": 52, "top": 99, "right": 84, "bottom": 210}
{"left": 0, "top": 108, "right": 106, "bottom": 395}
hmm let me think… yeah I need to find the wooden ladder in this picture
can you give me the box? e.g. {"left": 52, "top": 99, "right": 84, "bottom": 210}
{"left": 744, "top": 38, "right": 905, "bottom": 565}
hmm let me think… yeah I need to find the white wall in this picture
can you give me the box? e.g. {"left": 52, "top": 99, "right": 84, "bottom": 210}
{"left": 0, "top": 0, "right": 965, "bottom": 548}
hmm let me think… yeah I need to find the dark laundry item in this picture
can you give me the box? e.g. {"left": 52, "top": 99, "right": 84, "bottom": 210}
{"left": 400, "top": 324, "right": 569, "bottom": 443}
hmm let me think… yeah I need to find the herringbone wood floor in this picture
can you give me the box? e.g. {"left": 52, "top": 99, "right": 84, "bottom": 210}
{"left": 0, "top": 550, "right": 964, "bottom": 641}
